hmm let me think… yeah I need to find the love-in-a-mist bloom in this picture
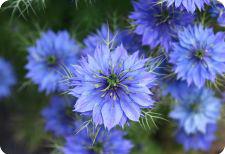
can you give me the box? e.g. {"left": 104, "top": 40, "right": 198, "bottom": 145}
{"left": 162, "top": 79, "right": 190, "bottom": 99}
{"left": 116, "top": 30, "right": 143, "bottom": 54}
{"left": 68, "top": 44, "right": 156, "bottom": 130}
{"left": 26, "top": 30, "right": 80, "bottom": 94}
{"left": 62, "top": 122, "right": 133, "bottom": 154}
{"left": 165, "top": 0, "right": 210, "bottom": 13}
{"left": 176, "top": 124, "right": 217, "bottom": 151}
{"left": 0, "top": 58, "right": 16, "bottom": 99}
{"left": 210, "top": 2, "right": 225, "bottom": 27}
{"left": 129, "top": 0, "right": 194, "bottom": 52}
{"left": 170, "top": 86, "right": 221, "bottom": 134}
{"left": 170, "top": 24, "right": 225, "bottom": 88}
{"left": 83, "top": 24, "right": 114, "bottom": 55}
{"left": 83, "top": 24, "right": 143, "bottom": 55}
{"left": 41, "top": 96, "right": 74, "bottom": 137}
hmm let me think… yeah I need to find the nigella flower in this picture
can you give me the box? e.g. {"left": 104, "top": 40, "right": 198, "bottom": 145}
{"left": 83, "top": 24, "right": 114, "bottom": 55}
{"left": 170, "top": 24, "right": 225, "bottom": 88}
{"left": 68, "top": 44, "right": 156, "bottom": 130}
{"left": 0, "top": 58, "right": 16, "bottom": 99}
{"left": 26, "top": 30, "right": 80, "bottom": 94}
{"left": 162, "top": 80, "right": 189, "bottom": 99}
{"left": 210, "top": 2, "right": 225, "bottom": 27}
{"left": 62, "top": 122, "right": 133, "bottom": 154}
{"left": 116, "top": 30, "right": 143, "bottom": 54}
{"left": 83, "top": 24, "right": 143, "bottom": 55}
{"left": 170, "top": 86, "right": 221, "bottom": 134}
{"left": 164, "top": 0, "right": 210, "bottom": 13}
{"left": 41, "top": 96, "right": 74, "bottom": 137}
{"left": 129, "top": 0, "right": 194, "bottom": 52}
{"left": 176, "top": 124, "right": 217, "bottom": 151}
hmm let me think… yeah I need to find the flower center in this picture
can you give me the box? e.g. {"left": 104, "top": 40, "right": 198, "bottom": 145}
{"left": 194, "top": 50, "right": 205, "bottom": 60}
{"left": 90, "top": 142, "right": 103, "bottom": 154}
{"left": 155, "top": 10, "right": 171, "bottom": 25}
{"left": 94, "top": 142, "right": 103, "bottom": 153}
{"left": 189, "top": 103, "right": 199, "bottom": 112}
{"left": 107, "top": 73, "right": 120, "bottom": 88}
{"left": 47, "top": 56, "right": 57, "bottom": 66}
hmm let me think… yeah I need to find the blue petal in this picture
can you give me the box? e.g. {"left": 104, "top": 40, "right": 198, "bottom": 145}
{"left": 101, "top": 101, "right": 123, "bottom": 130}
{"left": 120, "top": 96, "right": 141, "bottom": 121}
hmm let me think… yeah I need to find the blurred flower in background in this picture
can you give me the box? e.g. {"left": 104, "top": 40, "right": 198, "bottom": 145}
{"left": 210, "top": 1, "right": 225, "bottom": 27}
{"left": 83, "top": 24, "right": 114, "bottom": 56}
{"left": 62, "top": 121, "right": 133, "bottom": 154}
{"left": 162, "top": 80, "right": 187, "bottom": 99}
{"left": 170, "top": 86, "right": 221, "bottom": 134}
{"left": 169, "top": 82, "right": 222, "bottom": 152}
{"left": 129, "top": 0, "right": 194, "bottom": 52}
{"left": 0, "top": 58, "right": 16, "bottom": 99}
{"left": 116, "top": 30, "right": 143, "bottom": 54}
{"left": 176, "top": 124, "right": 217, "bottom": 151}
{"left": 41, "top": 96, "right": 75, "bottom": 137}
{"left": 25, "top": 30, "right": 80, "bottom": 94}
{"left": 82, "top": 24, "right": 143, "bottom": 55}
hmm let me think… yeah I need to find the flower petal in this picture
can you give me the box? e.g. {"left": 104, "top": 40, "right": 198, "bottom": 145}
{"left": 101, "top": 101, "right": 123, "bottom": 130}
{"left": 120, "top": 97, "right": 141, "bottom": 121}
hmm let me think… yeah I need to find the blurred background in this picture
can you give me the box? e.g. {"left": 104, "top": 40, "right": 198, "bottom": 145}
{"left": 0, "top": 0, "right": 225, "bottom": 154}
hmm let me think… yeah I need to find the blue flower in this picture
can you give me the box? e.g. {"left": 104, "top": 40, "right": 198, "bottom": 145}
{"left": 162, "top": 80, "right": 189, "bottom": 99}
{"left": 170, "top": 86, "right": 221, "bottom": 134}
{"left": 176, "top": 124, "right": 217, "bottom": 151}
{"left": 83, "top": 24, "right": 114, "bottom": 56}
{"left": 62, "top": 122, "right": 133, "bottom": 154}
{"left": 210, "top": 2, "right": 225, "bottom": 27}
{"left": 129, "top": 0, "right": 194, "bottom": 52}
{"left": 0, "top": 58, "right": 16, "bottom": 99}
{"left": 116, "top": 30, "right": 143, "bottom": 54}
{"left": 26, "top": 30, "right": 80, "bottom": 94}
{"left": 41, "top": 96, "right": 74, "bottom": 137}
{"left": 170, "top": 24, "right": 225, "bottom": 88}
{"left": 83, "top": 24, "right": 143, "bottom": 55}
{"left": 165, "top": 0, "right": 210, "bottom": 13}
{"left": 68, "top": 44, "right": 156, "bottom": 130}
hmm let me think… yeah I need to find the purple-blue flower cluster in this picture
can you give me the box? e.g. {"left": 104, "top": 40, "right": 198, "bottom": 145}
{"left": 41, "top": 96, "right": 134, "bottom": 153}
{"left": 165, "top": 0, "right": 210, "bottom": 13}
{"left": 116, "top": 30, "right": 143, "bottom": 54}
{"left": 68, "top": 44, "right": 156, "bottom": 130}
{"left": 176, "top": 124, "right": 217, "bottom": 151}
{"left": 170, "top": 86, "right": 221, "bottom": 134}
{"left": 41, "top": 96, "right": 74, "bottom": 137}
{"left": 26, "top": 30, "right": 80, "bottom": 94}
{"left": 83, "top": 24, "right": 143, "bottom": 55}
{"left": 0, "top": 58, "right": 16, "bottom": 99}
{"left": 170, "top": 24, "right": 225, "bottom": 88}
{"left": 210, "top": 2, "right": 225, "bottom": 27}
{"left": 169, "top": 81, "right": 221, "bottom": 151}
{"left": 83, "top": 24, "right": 114, "bottom": 55}
{"left": 16, "top": 0, "right": 225, "bottom": 153}
{"left": 62, "top": 122, "right": 133, "bottom": 154}
{"left": 129, "top": 0, "right": 194, "bottom": 52}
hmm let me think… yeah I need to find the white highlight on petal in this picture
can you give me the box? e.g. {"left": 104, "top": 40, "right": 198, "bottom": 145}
{"left": 0, "top": 147, "right": 5, "bottom": 154}
{"left": 0, "top": 0, "right": 7, "bottom": 7}
{"left": 218, "top": 0, "right": 225, "bottom": 7}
